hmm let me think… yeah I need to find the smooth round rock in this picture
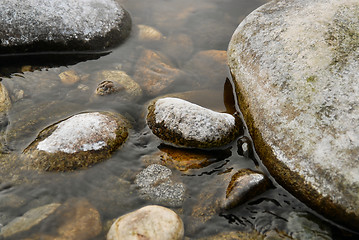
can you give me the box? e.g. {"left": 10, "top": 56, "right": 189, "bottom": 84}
{"left": 0, "top": 0, "right": 131, "bottom": 53}
{"left": 23, "top": 112, "right": 130, "bottom": 171}
{"left": 146, "top": 97, "right": 241, "bottom": 148}
{"left": 228, "top": 0, "right": 359, "bottom": 229}
{"left": 107, "top": 205, "right": 184, "bottom": 240}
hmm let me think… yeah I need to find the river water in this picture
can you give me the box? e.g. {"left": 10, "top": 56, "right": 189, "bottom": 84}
{"left": 0, "top": 0, "right": 358, "bottom": 239}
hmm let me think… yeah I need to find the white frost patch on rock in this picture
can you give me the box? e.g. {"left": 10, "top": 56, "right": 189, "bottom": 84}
{"left": 37, "top": 112, "right": 118, "bottom": 153}
{"left": 0, "top": 0, "right": 125, "bottom": 45}
{"left": 154, "top": 97, "right": 235, "bottom": 142}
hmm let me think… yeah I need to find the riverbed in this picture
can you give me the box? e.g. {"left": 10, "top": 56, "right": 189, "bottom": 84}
{"left": 0, "top": 0, "right": 358, "bottom": 239}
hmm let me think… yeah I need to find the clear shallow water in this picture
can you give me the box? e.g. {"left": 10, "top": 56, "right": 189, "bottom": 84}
{"left": 0, "top": 0, "right": 358, "bottom": 239}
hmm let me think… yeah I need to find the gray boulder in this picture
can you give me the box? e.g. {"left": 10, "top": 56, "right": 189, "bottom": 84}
{"left": 228, "top": 0, "right": 359, "bottom": 229}
{"left": 0, "top": 0, "right": 131, "bottom": 53}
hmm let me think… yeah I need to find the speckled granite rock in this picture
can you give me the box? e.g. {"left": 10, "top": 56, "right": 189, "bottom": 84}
{"left": 147, "top": 97, "right": 241, "bottom": 148}
{"left": 107, "top": 205, "right": 184, "bottom": 240}
{"left": 0, "top": 0, "right": 131, "bottom": 53}
{"left": 23, "top": 112, "right": 130, "bottom": 171}
{"left": 228, "top": 0, "right": 359, "bottom": 229}
{"left": 135, "top": 164, "right": 185, "bottom": 207}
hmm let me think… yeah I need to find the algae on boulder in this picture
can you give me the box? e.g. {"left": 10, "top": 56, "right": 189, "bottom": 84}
{"left": 23, "top": 112, "right": 130, "bottom": 171}
{"left": 147, "top": 97, "right": 242, "bottom": 148}
{"left": 228, "top": 0, "right": 359, "bottom": 229}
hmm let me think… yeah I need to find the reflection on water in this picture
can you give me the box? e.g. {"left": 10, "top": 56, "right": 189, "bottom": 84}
{"left": 0, "top": 0, "right": 358, "bottom": 239}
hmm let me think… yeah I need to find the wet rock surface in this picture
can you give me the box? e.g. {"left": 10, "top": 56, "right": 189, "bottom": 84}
{"left": 23, "top": 112, "right": 130, "bottom": 171}
{"left": 188, "top": 166, "right": 270, "bottom": 233}
{"left": 107, "top": 205, "right": 184, "bottom": 240}
{"left": 147, "top": 97, "right": 242, "bottom": 148}
{"left": 135, "top": 164, "right": 185, "bottom": 207}
{"left": 0, "top": 0, "right": 131, "bottom": 53}
{"left": 228, "top": 0, "right": 359, "bottom": 229}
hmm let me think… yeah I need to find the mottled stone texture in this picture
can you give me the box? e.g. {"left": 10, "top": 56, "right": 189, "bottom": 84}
{"left": 228, "top": 0, "right": 359, "bottom": 230}
{"left": 0, "top": 0, "right": 131, "bottom": 53}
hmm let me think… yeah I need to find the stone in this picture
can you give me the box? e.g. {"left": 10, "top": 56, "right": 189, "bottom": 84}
{"left": 135, "top": 164, "right": 185, "bottom": 207}
{"left": 58, "top": 70, "right": 80, "bottom": 85}
{"left": 237, "top": 136, "right": 255, "bottom": 159}
{"left": 222, "top": 169, "right": 270, "bottom": 210}
{"left": 107, "top": 205, "right": 184, "bottom": 240}
{"left": 23, "top": 111, "right": 130, "bottom": 171}
{"left": 161, "top": 33, "right": 194, "bottom": 66}
{"left": 53, "top": 198, "right": 102, "bottom": 240}
{"left": 184, "top": 9, "right": 237, "bottom": 50}
{"left": 135, "top": 25, "right": 164, "bottom": 43}
{"left": 0, "top": 0, "right": 132, "bottom": 53}
{"left": 94, "top": 70, "right": 142, "bottom": 101}
{"left": 146, "top": 97, "right": 242, "bottom": 148}
{"left": 286, "top": 212, "right": 332, "bottom": 240}
{"left": 5, "top": 101, "right": 84, "bottom": 150}
{"left": 189, "top": 167, "right": 269, "bottom": 230}
{"left": 184, "top": 50, "right": 228, "bottom": 89}
{"left": 141, "top": 145, "right": 231, "bottom": 172}
{"left": 0, "top": 82, "right": 11, "bottom": 113}
{"left": 134, "top": 49, "right": 183, "bottom": 96}
{"left": 227, "top": 0, "right": 359, "bottom": 229}
{"left": 0, "top": 203, "right": 61, "bottom": 238}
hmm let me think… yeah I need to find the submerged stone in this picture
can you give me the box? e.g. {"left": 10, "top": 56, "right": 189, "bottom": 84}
{"left": 228, "top": 0, "right": 359, "bottom": 229}
{"left": 135, "top": 164, "right": 185, "bottom": 207}
{"left": 0, "top": 0, "right": 131, "bottom": 53}
{"left": 141, "top": 145, "right": 231, "bottom": 173}
{"left": 107, "top": 205, "right": 184, "bottom": 240}
{"left": 147, "top": 97, "right": 242, "bottom": 148}
{"left": 94, "top": 70, "right": 143, "bottom": 102}
{"left": 23, "top": 112, "right": 130, "bottom": 171}
{"left": 134, "top": 50, "right": 183, "bottom": 97}
{"left": 0, "top": 203, "right": 61, "bottom": 238}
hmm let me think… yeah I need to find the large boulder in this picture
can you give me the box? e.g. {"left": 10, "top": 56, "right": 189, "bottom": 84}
{"left": 228, "top": 0, "right": 359, "bottom": 229}
{"left": 23, "top": 112, "right": 130, "bottom": 171}
{"left": 0, "top": 0, "right": 131, "bottom": 53}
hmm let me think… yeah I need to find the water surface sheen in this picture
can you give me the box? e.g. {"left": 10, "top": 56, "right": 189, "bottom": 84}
{"left": 0, "top": 0, "right": 358, "bottom": 239}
